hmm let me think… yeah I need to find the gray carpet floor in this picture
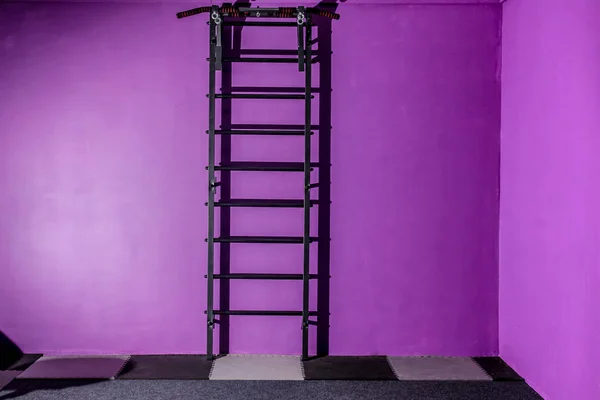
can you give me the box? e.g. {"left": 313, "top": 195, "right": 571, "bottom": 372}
{"left": 0, "top": 380, "right": 542, "bottom": 400}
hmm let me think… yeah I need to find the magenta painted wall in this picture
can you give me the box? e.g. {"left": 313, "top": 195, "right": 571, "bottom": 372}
{"left": 500, "top": 0, "right": 600, "bottom": 399}
{"left": 0, "top": 2, "right": 501, "bottom": 356}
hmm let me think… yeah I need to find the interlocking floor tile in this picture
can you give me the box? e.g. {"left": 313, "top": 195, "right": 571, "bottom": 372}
{"left": 118, "top": 355, "right": 212, "bottom": 380}
{"left": 302, "top": 356, "right": 398, "bottom": 380}
{"left": 473, "top": 357, "right": 524, "bottom": 381}
{"left": 387, "top": 357, "right": 493, "bottom": 381}
{"left": 17, "top": 355, "right": 130, "bottom": 379}
{"left": 0, "top": 371, "right": 20, "bottom": 390}
{"left": 210, "top": 355, "right": 303, "bottom": 380}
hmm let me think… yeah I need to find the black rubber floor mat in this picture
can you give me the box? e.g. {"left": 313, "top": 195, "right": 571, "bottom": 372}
{"left": 302, "top": 356, "right": 398, "bottom": 380}
{"left": 2, "top": 354, "right": 43, "bottom": 371}
{"left": 473, "top": 357, "right": 524, "bottom": 381}
{"left": 117, "top": 355, "right": 213, "bottom": 380}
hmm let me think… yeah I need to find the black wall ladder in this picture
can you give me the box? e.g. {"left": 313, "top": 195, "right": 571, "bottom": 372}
{"left": 177, "top": 4, "right": 339, "bottom": 361}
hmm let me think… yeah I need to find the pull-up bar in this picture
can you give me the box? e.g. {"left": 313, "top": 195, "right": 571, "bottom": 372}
{"left": 176, "top": 5, "right": 340, "bottom": 20}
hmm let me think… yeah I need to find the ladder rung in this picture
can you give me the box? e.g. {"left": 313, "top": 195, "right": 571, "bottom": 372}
{"left": 229, "top": 124, "right": 320, "bottom": 130}
{"left": 229, "top": 86, "right": 320, "bottom": 93}
{"left": 214, "top": 236, "right": 318, "bottom": 244}
{"left": 223, "top": 21, "right": 298, "bottom": 27}
{"left": 214, "top": 161, "right": 318, "bottom": 172}
{"left": 213, "top": 310, "right": 318, "bottom": 316}
{"left": 213, "top": 129, "right": 308, "bottom": 136}
{"left": 214, "top": 199, "right": 316, "bottom": 208}
{"left": 223, "top": 57, "right": 299, "bottom": 64}
{"left": 239, "top": 49, "right": 301, "bottom": 56}
{"left": 213, "top": 273, "right": 318, "bottom": 280}
{"left": 214, "top": 94, "right": 309, "bottom": 100}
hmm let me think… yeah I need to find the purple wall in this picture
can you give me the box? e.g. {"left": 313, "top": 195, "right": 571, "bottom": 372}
{"left": 500, "top": 0, "right": 600, "bottom": 399}
{"left": 0, "top": 2, "right": 501, "bottom": 356}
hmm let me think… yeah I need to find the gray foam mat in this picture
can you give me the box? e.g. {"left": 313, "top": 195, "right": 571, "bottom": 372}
{"left": 388, "top": 357, "right": 493, "bottom": 380}
{"left": 0, "top": 371, "right": 20, "bottom": 390}
{"left": 117, "top": 355, "right": 213, "bottom": 380}
{"left": 302, "top": 356, "right": 398, "bottom": 380}
{"left": 17, "top": 356, "right": 130, "bottom": 379}
{"left": 210, "top": 355, "right": 303, "bottom": 380}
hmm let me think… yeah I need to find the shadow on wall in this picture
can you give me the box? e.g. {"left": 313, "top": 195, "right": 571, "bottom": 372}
{"left": 0, "top": 332, "right": 23, "bottom": 371}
